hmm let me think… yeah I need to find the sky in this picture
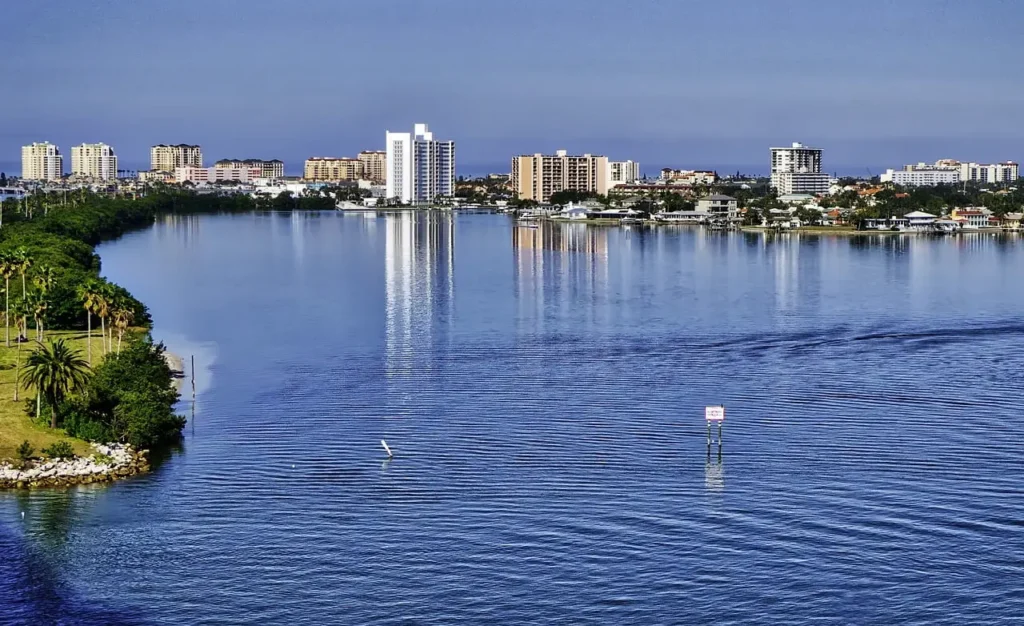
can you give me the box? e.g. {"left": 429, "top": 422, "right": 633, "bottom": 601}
{"left": 2, "top": 0, "right": 1023, "bottom": 176}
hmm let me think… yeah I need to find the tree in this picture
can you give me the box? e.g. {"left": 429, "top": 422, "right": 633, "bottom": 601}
{"left": 0, "top": 253, "right": 15, "bottom": 347}
{"left": 22, "top": 338, "right": 92, "bottom": 429}
{"left": 14, "top": 247, "right": 32, "bottom": 301}
{"left": 94, "top": 284, "right": 112, "bottom": 355}
{"left": 77, "top": 279, "right": 103, "bottom": 363}
{"left": 13, "top": 298, "right": 29, "bottom": 402}
{"left": 33, "top": 264, "right": 56, "bottom": 295}
{"left": 24, "top": 292, "right": 48, "bottom": 342}
{"left": 112, "top": 301, "right": 135, "bottom": 354}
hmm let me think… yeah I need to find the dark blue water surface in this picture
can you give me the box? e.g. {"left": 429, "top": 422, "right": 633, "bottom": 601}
{"left": 2, "top": 212, "right": 1024, "bottom": 624}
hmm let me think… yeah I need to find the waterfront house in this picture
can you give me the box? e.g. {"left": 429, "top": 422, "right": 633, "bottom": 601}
{"left": 696, "top": 194, "right": 740, "bottom": 222}
{"left": 1001, "top": 212, "right": 1022, "bottom": 231}
{"left": 863, "top": 217, "right": 909, "bottom": 230}
{"left": 558, "top": 203, "right": 590, "bottom": 220}
{"left": 904, "top": 210, "right": 938, "bottom": 231}
{"left": 950, "top": 207, "right": 991, "bottom": 229}
{"left": 656, "top": 211, "right": 711, "bottom": 224}
{"left": 586, "top": 207, "right": 642, "bottom": 220}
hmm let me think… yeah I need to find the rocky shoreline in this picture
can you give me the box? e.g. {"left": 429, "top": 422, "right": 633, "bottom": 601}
{"left": 0, "top": 443, "right": 149, "bottom": 489}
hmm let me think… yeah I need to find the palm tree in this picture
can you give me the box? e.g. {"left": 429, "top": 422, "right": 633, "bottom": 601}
{"left": 29, "top": 292, "right": 48, "bottom": 341}
{"left": 77, "top": 279, "right": 102, "bottom": 363}
{"left": 13, "top": 298, "right": 30, "bottom": 402}
{"left": 22, "top": 339, "right": 91, "bottom": 429}
{"left": 112, "top": 302, "right": 135, "bottom": 355}
{"left": 0, "top": 253, "right": 15, "bottom": 347}
{"left": 14, "top": 248, "right": 32, "bottom": 301}
{"left": 33, "top": 265, "right": 56, "bottom": 295}
{"left": 94, "top": 285, "right": 111, "bottom": 355}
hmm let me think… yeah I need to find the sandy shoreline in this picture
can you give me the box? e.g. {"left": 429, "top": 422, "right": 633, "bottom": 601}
{"left": 164, "top": 352, "right": 186, "bottom": 391}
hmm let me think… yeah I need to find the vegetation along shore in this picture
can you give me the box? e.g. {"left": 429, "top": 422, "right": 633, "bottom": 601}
{"left": 0, "top": 188, "right": 330, "bottom": 487}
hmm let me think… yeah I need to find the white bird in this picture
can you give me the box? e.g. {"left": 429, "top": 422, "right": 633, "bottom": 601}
{"left": 381, "top": 439, "right": 393, "bottom": 458}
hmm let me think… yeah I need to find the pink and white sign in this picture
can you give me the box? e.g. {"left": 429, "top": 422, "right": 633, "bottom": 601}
{"left": 705, "top": 406, "right": 725, "bottom": 422}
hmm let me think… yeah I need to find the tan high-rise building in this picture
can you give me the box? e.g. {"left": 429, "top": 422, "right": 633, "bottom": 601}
{"left": 304, "top": 157, "right": 363, "bottom": 181}
{"left": 21, "top": 142, "right": 63, "bottom": 181}
{"left": 511, "top": 150, "right": 609, "bottom": 203}
{"left": 358, "top": 151, "right": 387, "bottom": 183}
{"left": 71, "top": 143, "right": 118, "bottom": 180}
{"left": 151, "top": 144, "right": 202, "bottom": 172}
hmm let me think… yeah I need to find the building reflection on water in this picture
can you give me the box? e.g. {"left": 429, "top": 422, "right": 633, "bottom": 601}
{"left": 384, "top": 211, "right": 455, "bottom": 375}
{"left": 512, "top": 221, "right": 609, "bottom": 332}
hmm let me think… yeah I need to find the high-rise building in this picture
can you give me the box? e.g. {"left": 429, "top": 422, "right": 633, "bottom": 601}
{"left": 960, "top": 161, "right": 1018, "bottom": 184}
{"left": 215, "top": 159, "right": 284, "bottom": 179}
{"left": 880, "top": 166, "right": 960, "bottom": 187}
{"left": 608, "top": 160, "right": 640, "bottom": 187}
{"left": 303, "top": 157, "right": 363, "bottom": 181}
{"left": 151, "top": 144, "right": 203, "bottom": 172}
{"left": 770, "top": 142, "right": 829, "bottom": 195}
{"left": 511, "top": 150, "right": 610, "bottom": 203}
{"left": 386, "top": 124, "right": 455, "bottom": 204}
{"left": 70, "top": 143, "right": 118, "bottom": 180}
{"left": 358, "top": 151, "right": 387, "bottom": 183}
{"left": 21, "top": 142, "right": 63, "bottom": 181}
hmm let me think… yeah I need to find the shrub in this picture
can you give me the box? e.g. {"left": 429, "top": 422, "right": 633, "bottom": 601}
{"left": 66, "top": 336, "right": 185, "bottom": 449}
{"left": 61, "top": 396, "right": 112, "bottom": 442}
{"left": 41, "top": 441, "right": 76, "bottom": 459}
{"left": 17, "top": 441, "right": 34, "bottom": 461}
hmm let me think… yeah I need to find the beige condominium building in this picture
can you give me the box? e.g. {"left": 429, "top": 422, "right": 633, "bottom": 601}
{"left": 304, "top": 157, "right": 363, "bottom": 181}
{"left": 511, "top": 150, "right": 609, "bottom": 203}
{"left": 151, "top": 144, "right": 203, "bottom": 172}
{"left": 71, "top": 143, "right": 118, "bottom": 180}
{"left": 21, "top": 141, "right": 64, "bottom": 181}
{"left": 358, "top": 151, "right": 387, "bottom": 183}
{"left": 215, "top": 159, "right": 284, "bottom": 179}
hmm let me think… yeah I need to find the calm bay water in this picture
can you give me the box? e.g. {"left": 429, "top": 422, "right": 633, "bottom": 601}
{"left": 2, "top": 212, "right": 1024, "bottom": 624}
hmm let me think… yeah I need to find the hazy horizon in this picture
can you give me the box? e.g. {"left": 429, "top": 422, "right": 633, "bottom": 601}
{"left": 3, "top": 0, "right": 1022, "bottom": 174}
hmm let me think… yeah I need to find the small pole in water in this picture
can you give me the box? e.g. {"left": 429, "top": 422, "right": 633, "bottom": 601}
{"left": 381, "top": 439, "right": 393, "bottom": 458}
{"left": 190, "top": 355, "right": 196, "bottom": 400}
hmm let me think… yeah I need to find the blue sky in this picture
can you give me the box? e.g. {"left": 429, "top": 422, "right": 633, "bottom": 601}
{"left": 2, "top": 0, "right": 1022, "bottom": 175}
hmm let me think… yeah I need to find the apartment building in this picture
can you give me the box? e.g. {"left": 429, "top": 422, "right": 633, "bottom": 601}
{"left": 215, "top": 159, "right": 284, "bottom": 179}
{"left": 608, "top": 160, "right": 640, "bottom": 187}
{"left": 770, "top": 142, "right": 829, "bottom": 195}
{"left": 880, "top": 167, "right": 960, "bottom": 187}
{"left": 151, "top": 144, "right": 202, "bottom": 172}
{"left": 386, "top": 124, "right": 455, "bottom": 204}
{"left": 511, "top": 150, "right": 609, "bottom": 203}
{"left": 21, "top": 142, "right": 63, "bottom": 181}
{"left": 175, "top": 166, "right": 262, "bottom": 184}
{"left": 358, "top": 151, "right": 387, "bottom": 183}
{"left": 70, "top": 143, "right": 118, "bottom": 180}
{"left": 304, "top": 157, "right": 363, "bottom": 181}
{"left": 960, "top": 161, "right": 1018, "bottom": 184}
{"left": 659, "top": 169, "right": 718, "bottom": 185}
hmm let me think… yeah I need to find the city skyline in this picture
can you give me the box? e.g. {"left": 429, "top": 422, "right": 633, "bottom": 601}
{"left": 3, "top": 0, "right": 1023, "bottom": 174}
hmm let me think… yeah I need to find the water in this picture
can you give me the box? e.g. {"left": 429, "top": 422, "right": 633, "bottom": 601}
{"left": 3, "top": 212, "right": 1024, "bottom": 624}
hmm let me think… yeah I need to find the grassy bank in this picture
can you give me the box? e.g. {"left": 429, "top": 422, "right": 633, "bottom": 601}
{"left": 0, "top": 189, "right": 272, "bottom": 464}
{"left": 0, "top": 330, "right": 105, "bottom": 459}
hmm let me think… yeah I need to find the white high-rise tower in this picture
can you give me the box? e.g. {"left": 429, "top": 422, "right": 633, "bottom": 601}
{"left": 386, "top": 123, "right": 455, "bottom": 204}
{"left": 770, "top": 142, "right": 829, "bottom": 195}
